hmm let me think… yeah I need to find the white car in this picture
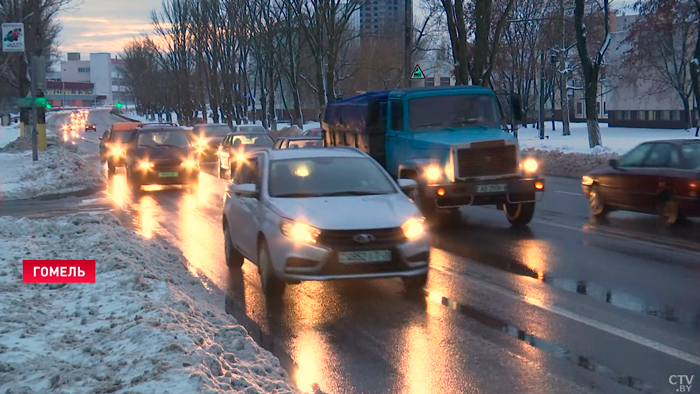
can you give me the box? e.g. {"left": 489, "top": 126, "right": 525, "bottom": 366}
{"left": 222, "top": 147, "right": 431, "bottom": 297}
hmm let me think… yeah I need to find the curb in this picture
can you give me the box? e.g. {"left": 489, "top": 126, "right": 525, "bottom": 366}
{"left": 32, "top": 184, "right": 106, "bottom": 201}
{"left": 114, "top": 113, "right": 141, "bottom": 123}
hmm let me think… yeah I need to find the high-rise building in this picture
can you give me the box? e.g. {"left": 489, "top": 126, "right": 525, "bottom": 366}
{"left": 359, "top": 0, "right": 406, "bottom": 35}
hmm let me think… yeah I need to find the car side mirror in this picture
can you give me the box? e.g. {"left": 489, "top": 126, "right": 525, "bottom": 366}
{"left": 397, "top": 178, "right": 417, "bottom": 194}
{"left": 234, "top": 183, "right": 258, "bottom": 198}
{"left": 609, "top": 159, "right": 619, "bottom": 168}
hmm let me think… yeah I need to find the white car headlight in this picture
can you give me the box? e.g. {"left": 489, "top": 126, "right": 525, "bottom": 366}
{"left": 522, "top": 158, "right": 538, "bottom": 173}
{"left": 401, "top": 217, "right": 425, "bottom": 240}
{"left": 424, "top": 165, "right": 442, "bottom": 182}
{"left": 280, "top": 220, "right": 320, "bottom": 244}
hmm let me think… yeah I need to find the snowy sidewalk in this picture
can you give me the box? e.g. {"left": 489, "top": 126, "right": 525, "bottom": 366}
{"left": 0, "top": 213, "right": 300, "bottom": 394}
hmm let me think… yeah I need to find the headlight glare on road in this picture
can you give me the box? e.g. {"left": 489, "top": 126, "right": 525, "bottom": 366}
{"left": 138, "top": 161, "right": 154, "bottom": 170}
{"left": 522, "top": 158, "right": 539, "bottom": 173}
{"left": 402, "top": 217, "right": 425, "bottom": 240}
{"left": 280, "top": 220, "right": 320, "bottom": 244}
{"left": 582, "top": 175, "right": 594, "bottom": 186}
{"left": 424, "top": 165, "right": 442, "bottom": 182}
{"left": 181, "top": 159, "right": 198, "bottom": 169}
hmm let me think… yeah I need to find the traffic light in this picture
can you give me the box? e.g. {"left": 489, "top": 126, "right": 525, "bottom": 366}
{"left": 115, "top": 102, "right": 123, "bottom": 109}
{"left": 46, "top": 103, "right": 52, "bottom": 109}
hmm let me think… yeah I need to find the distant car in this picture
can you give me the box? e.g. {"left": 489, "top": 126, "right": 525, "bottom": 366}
{"left": 232, "top": 124, "right": 267, "bottom": 134}
{"left": 301, "top": 128, "right": 323, "bottom": 137}
{"left": 85, "top": 122, "right": 96, "bottom": 132}
{"left": 216, "top": 132, "right": 275, "bottom": 179}
{"left": 124, "top": 124, "right": 200, "bottom": 195}
{"left": 273, "top": 135, "right": 324, "bottom": 149}
{"left": 188, "top": 123, "right": 232, "bottom": 163}
{"left": 221, "top": 147, "right": 430, "bottom": 298}
{"left": 102, "top": 122, "right": 144, "bottom": 174}
{"left": 582, "top": 140, "right": 700, "bottom": 226}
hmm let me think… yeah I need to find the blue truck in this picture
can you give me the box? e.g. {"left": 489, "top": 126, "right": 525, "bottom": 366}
{"left": 321, "top": 86, "right": 545, "bottom": 227}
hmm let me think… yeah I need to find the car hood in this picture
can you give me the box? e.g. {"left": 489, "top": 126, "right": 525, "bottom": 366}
{"left": 408, "top": 128, "right": 516, "bottom": 150}
{"left": 269, "top": 193, "right": 419, "bottom": 230}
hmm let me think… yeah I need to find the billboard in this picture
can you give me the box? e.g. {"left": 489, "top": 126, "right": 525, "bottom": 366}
{"left": 2, "top": 23, "right": 25, "bottom": 52}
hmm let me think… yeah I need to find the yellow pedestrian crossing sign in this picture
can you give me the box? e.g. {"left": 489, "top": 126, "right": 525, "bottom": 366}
{"left": 410, "top": 64, "right": 425, "bottom": 80}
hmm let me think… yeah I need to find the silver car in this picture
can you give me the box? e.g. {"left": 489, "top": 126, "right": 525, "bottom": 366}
{"left": 222, "top": 147, "right": 430, "bottom": 298}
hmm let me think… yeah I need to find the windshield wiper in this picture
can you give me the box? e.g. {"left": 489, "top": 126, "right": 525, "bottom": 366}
{"left": 316, "top": 191, "right": 387, "bottom": 196}
{"left": 274, "top": 192, "right": 319, "bottom": 198}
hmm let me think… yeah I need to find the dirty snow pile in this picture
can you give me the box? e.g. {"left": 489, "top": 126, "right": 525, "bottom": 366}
{"left": 0, "top": 213, "right": 300, "bottom": 394}
{"left": 522, "top": 147, "right": 620, "bottom": 178}
{"left": 0, "top": 137, "right": 104, "bottom": 201}
{"left": 0, "top": 124, "right": 21, "bottom": 149}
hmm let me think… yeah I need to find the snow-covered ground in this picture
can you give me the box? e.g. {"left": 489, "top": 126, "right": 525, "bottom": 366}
{"left": 518, "top": 122, "right": 696, "bottom": 154}
{"left": 0, "top": 137, "right": 104, "bottom": 201}
{"left": 0, "top": 213, "right": 300, "bottom": 394}
{"left": 0, "top": 124, "right": 20, "bottom": 149}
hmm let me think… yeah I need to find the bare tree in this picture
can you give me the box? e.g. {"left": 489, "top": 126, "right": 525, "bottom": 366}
{"left": 625, "top": 0, "right": 697, "bottom": 129}
{"left": 573, "top": 0, "right": 611, "bottom": 148}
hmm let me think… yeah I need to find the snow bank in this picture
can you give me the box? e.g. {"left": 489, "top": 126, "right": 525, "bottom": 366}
{"left": 0, "top": 137, "right": 104, "bottom": 201}
{"left": 522, "top": 148, "right": 621, "bottom": 178}
{"left": 0, "top": 213, "right": 300, "bottom": 394}
{"left": 0, "top": 124, "right": 20, "bottom": 149}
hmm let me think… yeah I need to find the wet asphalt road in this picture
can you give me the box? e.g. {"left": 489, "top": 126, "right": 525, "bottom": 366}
{"left": 17, "top": 109, "right": 700, "bottom": 393}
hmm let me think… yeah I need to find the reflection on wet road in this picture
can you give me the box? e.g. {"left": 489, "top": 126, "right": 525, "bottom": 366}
{"left": 56, "top": 112, "right": 700, "bottom": 394}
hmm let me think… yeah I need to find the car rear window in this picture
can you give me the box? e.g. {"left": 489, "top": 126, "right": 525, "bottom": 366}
{"left": 111, "top": 130, "right": 133, "bottom": 143}
{"left": 137, "top": 130, "right": 191, "bottom": 148}
{"left": 201, "top": 125, "right": 231, "bottom": 137}
{"left": 237, "top": 125, "right": 266, "bottom": 133}
{"left": 682, "top": 144, "right": 700, "bottom": 169}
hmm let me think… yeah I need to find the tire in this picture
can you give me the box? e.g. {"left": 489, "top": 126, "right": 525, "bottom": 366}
{"left": 127, "top": 174, "right": 141, "bottom": 196}
{"left": 258, "top": 239, "right": 285, "bottom": 298}
{"left": 657, "top": 198, "right": 681, "bottom": 227}
{"left": 588, "top": 185, "right": 609, "bottom": 217}
{"left": 188, "top": 180, "right": 199, "bottom": 194}
{"left": 107, "top": 160, "right": 116, "bottom": 176}
{"left": 223, "top": 220, "right": 244, "bottom": 269}
{"left": 504, "top": 201, "right": 536, "bottom": 227}
{"left": 403, "top": 273, "right": 428, "bottom": 292}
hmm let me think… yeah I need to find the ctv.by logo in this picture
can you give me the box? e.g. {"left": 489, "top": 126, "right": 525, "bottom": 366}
{"left": 669, "top": 375, "right": 694, "bottom": 392}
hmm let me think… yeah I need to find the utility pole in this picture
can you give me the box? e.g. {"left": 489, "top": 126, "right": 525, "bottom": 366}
{"left": 539, "top": 52, "right": 545, "bottom": 140}
{"left": 560, "top": 0, "right": 571, "bottom": 135}
{"left": 404, "top": 0, "right": 412, "bottom": 88}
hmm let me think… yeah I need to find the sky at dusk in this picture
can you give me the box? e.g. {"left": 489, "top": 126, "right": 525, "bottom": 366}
{"left": 55, "top": 0, "right": 638, "bottom": 60}
{"left": 56, "top": 0, "right": 159, "bottom": 58}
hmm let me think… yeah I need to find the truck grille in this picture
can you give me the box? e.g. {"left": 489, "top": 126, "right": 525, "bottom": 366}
{"left": 317, "top": 227, "right": 406, "bottom": 250}
{"left": 457, "top": 145, "right": 517, "bottom": 178}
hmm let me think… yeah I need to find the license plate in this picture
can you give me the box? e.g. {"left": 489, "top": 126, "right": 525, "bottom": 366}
{"left": 338, "top": 250, "right": 391, "bottom": 264}
{"left": 476, "top": 184, "right": 507, "bottom": 193}
{"left": 158, "top": 172, "right": 179, "bottom": 178}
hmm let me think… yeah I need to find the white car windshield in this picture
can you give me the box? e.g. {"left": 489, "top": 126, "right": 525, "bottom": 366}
{"left": 268, "top": 157, "right": 397, "bottom": 197}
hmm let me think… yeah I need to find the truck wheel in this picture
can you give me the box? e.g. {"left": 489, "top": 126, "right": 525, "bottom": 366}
{"left": 504, "top": 201, "right": 535, "bottom": 227}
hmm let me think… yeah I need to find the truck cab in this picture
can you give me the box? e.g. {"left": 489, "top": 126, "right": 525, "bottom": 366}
{"left": 322, "top": 86, "right": 544, "bottom": 227}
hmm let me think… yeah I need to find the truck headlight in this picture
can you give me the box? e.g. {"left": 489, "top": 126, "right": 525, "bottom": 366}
{"left": 522, "top": 158, "right": 538, "bottom": 173}
{"left": 424, "top": 165, "right": 442, "bottom": 182}
{"left": 281, "top": 220, "right": 320, "bottom": 244}
{"left": 402, "top": 217, "right": 425, "bottom": 240}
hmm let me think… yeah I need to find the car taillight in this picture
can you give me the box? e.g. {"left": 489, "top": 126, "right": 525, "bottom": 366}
{"left": 690, "top": 182, "right": 698, "bottom": 197}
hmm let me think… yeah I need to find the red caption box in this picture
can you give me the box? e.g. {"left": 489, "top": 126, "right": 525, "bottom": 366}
{"left": 23, "top": 260, "right": 96, "bottom": 283}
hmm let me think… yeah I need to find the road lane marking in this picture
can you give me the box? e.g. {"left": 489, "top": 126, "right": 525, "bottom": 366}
{"left": 430, "top": 264, "right": 700, "bottom": 367}
{"left": 554, "top": 191, "right": 583, "bottom": 197}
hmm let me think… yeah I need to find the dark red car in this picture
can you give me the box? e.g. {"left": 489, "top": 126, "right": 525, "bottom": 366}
{"left": 582, "top": 140, "right": 700, "bottom": 226}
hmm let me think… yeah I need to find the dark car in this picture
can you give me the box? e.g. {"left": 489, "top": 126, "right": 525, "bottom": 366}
{"left": 216, "top": 132, "right": 274, "bottom": 179}
{"left": 188, "top": 123, "right": 232, "bottom": 163}
{"left": 301, "top": 127, "right": 323, "bottom": 137}
{"left": 98, "top": 130, "right": 110, "bottom": 160}
{"left": 101, "top": 122, "right": 144, "bottom": 174}
{"left": 272, "top": 135, "right": 324, "bottom": 149}
{"left": 85, "top": 122, "right": 97, "bottom": 132}
{"left": 582, "top": 140, "right": 700, "bottom": 226}
{"left": 124, "top": 125, "right": 200, "bottom": 195}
